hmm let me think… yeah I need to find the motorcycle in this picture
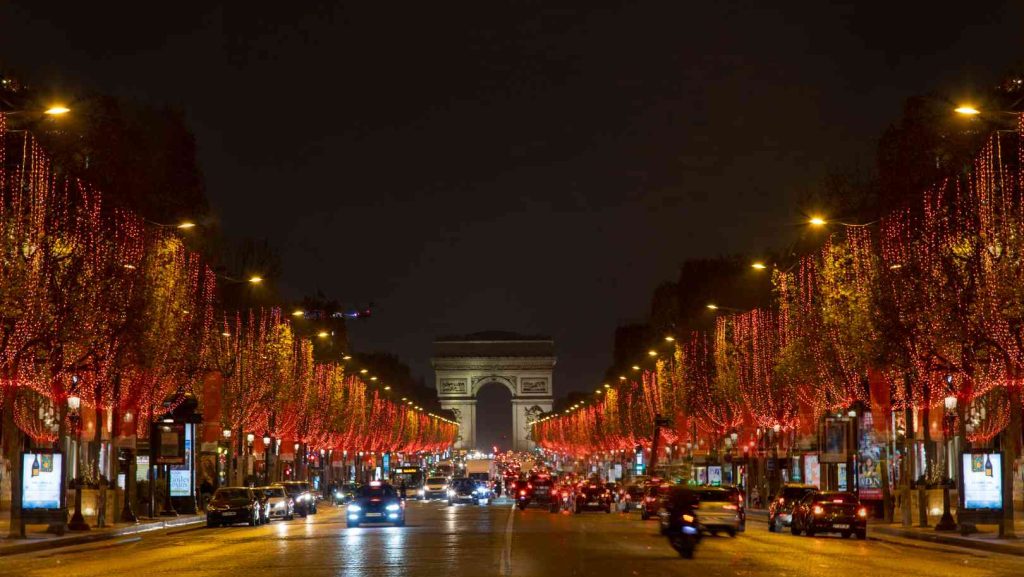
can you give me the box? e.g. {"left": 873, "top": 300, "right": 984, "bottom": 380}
{"left": 550, "top": 489, "right": 572, "bottom": 513}
{"left": 516, "top": 488, "right": 531, "bottom": 510}
{"left": 662, "top": 510, "right": 701, "bottom": 559}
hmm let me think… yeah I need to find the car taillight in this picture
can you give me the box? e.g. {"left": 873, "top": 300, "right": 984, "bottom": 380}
{"left": 520, "top": 490, "right": 527, "bottom": 496}
{"left": 778, "top": 497, "right": 784, "bottom": 505}
{"left": 857, "top": 507, "right": 868, "bottom": 518}
{"left": 646, "top": 497, "right": 656, "bottom": 502}
{"left": 561, "top": 492, "right": 568, "bottom": 498}
{"left": 812, "top": 505, "right": 824, "bottom": 515}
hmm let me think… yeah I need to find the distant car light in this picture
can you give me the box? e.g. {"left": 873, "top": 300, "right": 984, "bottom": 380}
{"left": 812, "top": 505, "right": 824, "bottom": 515}
{"left": 857, "top": 507, "right": 868, "bottom": 518}
{"left": 348, "top": 504, "right": 362, "bottom": 512}
{"left": 681, "top": 514, "right": 695, "bottom": 523}
{"left": 386, "top": 504, "right": 401, "bottom": 511}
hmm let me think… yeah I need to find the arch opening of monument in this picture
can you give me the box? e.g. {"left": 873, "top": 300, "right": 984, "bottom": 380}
{"left": 432, "top": 332, "right": 554, "bottom": 452}
{"left": 474, "top": 381, "right": 514, "bottom": 452}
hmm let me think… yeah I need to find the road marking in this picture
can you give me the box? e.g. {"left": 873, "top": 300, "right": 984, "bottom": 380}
{"left": 502, "top": 504, "right": 515, "bottom": 576}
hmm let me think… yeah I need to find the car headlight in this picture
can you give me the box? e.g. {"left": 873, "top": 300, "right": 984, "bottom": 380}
{"left": 274, "top": 502, "right": 286, "bottom": 509}
{"left": 347, "top": 504, "right": 362, "bottom": 512}
{"left": 385, "top": 504, "right": 401, "bottom": 512}
{"left": 334, "top": 491, "right": 342, "bottom": 498}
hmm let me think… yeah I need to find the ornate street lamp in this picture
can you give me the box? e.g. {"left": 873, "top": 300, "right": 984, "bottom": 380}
{"left": 936, "top": 394, "right": 958, "bottom": 531}
{"left": 67, "top": 391, "right": 90, "bottom": 531}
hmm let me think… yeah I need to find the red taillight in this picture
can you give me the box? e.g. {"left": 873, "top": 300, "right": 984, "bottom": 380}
{"left": 812, "top": 505, "right": 824, "bottom": 515}
{"left": 857, "top": 507, "right": 868, "bottom": 518}
{"left": 561, "top": 492, "right": 568, "bottom": 498}
{"left": 646, "top": 497, "right": 656, "bottom": 502}
{"left": 519, "top": 490, "right": 527, "bottom": 496}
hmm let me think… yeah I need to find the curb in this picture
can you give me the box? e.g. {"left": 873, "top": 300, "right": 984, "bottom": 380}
{"left": 870, "top": 525, "right": 1024, "bottom": 557}
{"left": 0, "top": 515, "right": 204, "bottom": 557}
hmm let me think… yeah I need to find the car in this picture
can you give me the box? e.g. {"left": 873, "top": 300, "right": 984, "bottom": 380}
{"left": 620, "top": 484, "right": 645, "bottom": 512}
{"left": 528, "top": 475, "right": 555, "bottom": 507}
{"left": 331, "top": 482, "right": 360, "bottom": 505}
{"left": 257, "top": 485, "right": 294, "bottom": 521}
{"left": 346, "top": 481, "right": 406, "bottom": 527}
{"left": 767, "top": 483, "right": 818, "bottom": 532}
{"left": 790, "top": 491, "right": 867, "bottom": 539}
{"left": 206, "top": 487, "right": 261, "bottom": 527}
{"left": 574, "top": 482, "right": 612, "bottom": 513}
{"left": 275, "top": 481, "right": 318, "bottom": 516}
{"left": 448, "top": 477, "right": 479, "bottom": 505}
{"left": 693, "top": 486, "right": 743, "bottom": 536}
{"left": 422, "top": 477, "right": 450, "bottom": 500}
{"left": 640, "top": 484, "right": 672, "bottom": 520}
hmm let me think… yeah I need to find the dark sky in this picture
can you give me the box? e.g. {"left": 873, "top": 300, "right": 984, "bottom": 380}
{"left": 2, "top": 2, "right": 1022, "bottom": 446}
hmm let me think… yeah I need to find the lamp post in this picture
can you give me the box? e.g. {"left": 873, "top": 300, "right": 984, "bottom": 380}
{"left": 222, "top": 428, "right": 232, "bottom": 487}
{"left": 936, "top": 394, "right": 958, "bottom": 531}
{"left": 246, "top": 433, "right": 255, "bottom": 486}
{"left": 119, "top": 410, "right": 138, "bottom": 523}
{"left": 66, "top": 392, "right": 90, "bottom": 531}
{"left": 263, "top": 433, "right": 272, "bottom": 485}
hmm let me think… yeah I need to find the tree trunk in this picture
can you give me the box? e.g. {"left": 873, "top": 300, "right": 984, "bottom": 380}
{"left": 999, "top": 383, "right": 1020, "bottom": 538}
{"left": 901, "top": 376, "right": 914, "bottom": 527}
{"left": 3, "top": 398, "right": 26, "bottom": 538}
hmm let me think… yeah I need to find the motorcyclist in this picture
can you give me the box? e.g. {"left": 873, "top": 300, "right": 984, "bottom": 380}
{"left": 661, "top": 486, "right": 701, "bottom": 558}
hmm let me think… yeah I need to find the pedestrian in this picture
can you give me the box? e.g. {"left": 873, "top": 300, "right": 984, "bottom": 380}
{"left": 399, "top": 479, "right": 407, "bottom": 499}
{"left": 199, "top": 477, "right": 214, "bottom": 511}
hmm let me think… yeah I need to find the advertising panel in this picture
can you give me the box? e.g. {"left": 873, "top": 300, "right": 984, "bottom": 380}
{"left": 804, "top": 454, "right": 820, "bottom": 488}
{"left": 963, "top": 452, "right": 1002, "bottom": 510}
{"left": 821, "top": 418, "right": 848, "bottom": 463}
{"left": 155, "top": 422, "right": 186, "bottom": 464}
{"left": 707, "top": 465, "right": 722, "bottom": 486}
{"left": 22, "top": 452, "right": 63, "bottom": 510}
{"left": 170, "top": 425, "right": 193, "bottom": 497}
{"left": 857, "top": 412, "right": 883, "bottom": 500}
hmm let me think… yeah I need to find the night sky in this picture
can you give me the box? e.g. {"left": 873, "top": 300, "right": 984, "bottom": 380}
{"left": 2, "top": 2, "right": 1021, "bottom": 448}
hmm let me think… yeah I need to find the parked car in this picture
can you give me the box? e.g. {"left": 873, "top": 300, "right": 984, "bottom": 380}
{"left": 790, "top": 491, "right": 867, "bottom": 539}
{"left": 275, "top": 481, "right": 318, "bottom": 516}
{"left": 256, "top": 485, "right": 294, "bottom": 521}
{"left": 206, "top": 487, "right": 261, "bottom": 527}
{"left": 768, "top": 483, "right": 818, "bottom": 532}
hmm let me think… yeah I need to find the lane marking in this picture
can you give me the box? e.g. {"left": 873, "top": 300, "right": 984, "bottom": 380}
{"left": 502, "top": 503, "right": 515, "bottom": 576}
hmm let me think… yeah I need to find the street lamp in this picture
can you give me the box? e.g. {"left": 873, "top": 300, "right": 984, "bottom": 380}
{"left": 954, "top": 105, "right": 981, "bottom": 116}
{"left": 44, "top": 105, "right": 70, "bottom": 115}
{"left": 936, "top": 393, "right": 958, "bottom": 531}
{"left": 808, "top": 216, "right": 828, "bottom": 227}
{"left": 67, "top": 390, "right": 89, "bottom": 531}
{"left": 263, "top": 433, "right": 272, "bottom": 484}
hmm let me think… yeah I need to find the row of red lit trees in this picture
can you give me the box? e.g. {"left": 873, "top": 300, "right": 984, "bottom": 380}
{"left": 0, "top": 114, "right": 456, "bottom": 526}
{"left": 535, "top": 116, "right": 1023, "bottom": 529}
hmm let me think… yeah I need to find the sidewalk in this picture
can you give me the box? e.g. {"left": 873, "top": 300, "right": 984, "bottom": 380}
{"left": 747, "top": 508, "right": 1024, "bottom": 557}
{"left": 0, "top": 511, "right": 204, "bottom": 556}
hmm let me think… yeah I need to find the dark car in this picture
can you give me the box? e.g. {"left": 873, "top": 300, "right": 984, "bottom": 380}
{"left": 449, "top": 477, "right": 483, "bottom": 505}
{"left": 346, "top": 481, "right": 405, "bottom": 527}
{"left": 640, "top": 484, "right": 672, "bottom": 520}
{"left": 790, "top": 491, "right": 867, "bottom": 539}
{"left": 528, "top": 475, "right": 555, "bottom": 506}
{"left": 275, "top": 481, "right": 318, "bottom": 516}
{"left": 575, "top": 482, "right": 612, "bottom": 513}
{"left": 768, "top": 483, "right": 818, "bottom": 532}
{"left": 206, "top": 487, "right": 261, "bottom": 527}
{"left": 621, "top": 484, "right": 645, "bottom": 512}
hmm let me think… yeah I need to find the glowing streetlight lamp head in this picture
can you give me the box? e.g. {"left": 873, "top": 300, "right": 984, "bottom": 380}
{"left": 664, "top": 336, "right": 675, "bottom": 342}
{"left": 954, "top": 105, "right": 981, "bottom": 116}
{"left": 383, "top": 385, "right": 391, "bottom": 391}
{"left": 808, "top": 216, "right": 827, "bottom": 227}
{"left": 647, "top": 350, "right": 657, "bottom": 357}
{"left": 248, "top": 275, "right": 263, "bottom": 284}
{"left": 706, "top": 303, "right": 719, "bottom": 310}
{"left": 317, "top": 331, "right": 329, "bottom": 338}
{"left": 359, "top": 369, "right": 368, "bottom": 374}
{"left": 603, "top": 383, "right": 611, "bottom": 388}
{"left": 751, "top": 262, "right": 767, "bottom": 270}
{"left": 631, "top": 365, "right": 640, "bottom": 371}
{"left": 177, "top": 222, "right": 196, "bottom": 230}
{"left": 292, "top": 309, "right": 305, "bottom": 317}
{"left": 44, "top": 105, "right": 70, "bottom": 115}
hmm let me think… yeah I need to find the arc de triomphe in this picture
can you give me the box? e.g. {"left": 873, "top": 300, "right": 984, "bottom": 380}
{"left": 432, "top": 332, "right": 554, "bottom": 452}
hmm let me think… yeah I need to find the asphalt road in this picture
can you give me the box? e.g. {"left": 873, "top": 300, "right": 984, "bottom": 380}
{"left": 2, "top": 501, "right": 1021, "bottom": 577}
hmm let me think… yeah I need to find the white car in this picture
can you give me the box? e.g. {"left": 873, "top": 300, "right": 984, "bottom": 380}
{"left": 258, "top": 486, "right": 294, "bottom": 521}
{"left": 423, "top": 477, "right": 449, "bottom": 500}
